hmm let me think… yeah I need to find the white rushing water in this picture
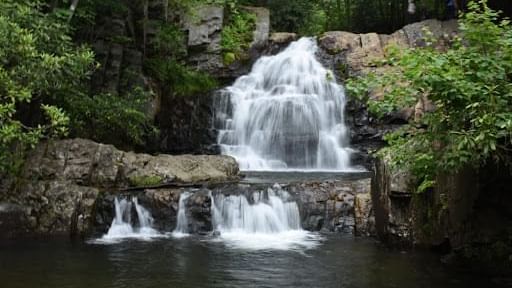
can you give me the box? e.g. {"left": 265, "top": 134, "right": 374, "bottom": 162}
{"left": 96, "top": 197, "right": 160, "bottom": 243}
{"left": 215, "top": 37, "right": 353, "bottom": 171}
{"left": 172, "top": 192, "right": 191, "bottom": 238}
{"left": 211, "top": 185, "right": 321, "bottom": 250}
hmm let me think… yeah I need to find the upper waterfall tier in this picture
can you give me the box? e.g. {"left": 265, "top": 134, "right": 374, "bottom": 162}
{"left": 215, "top": 37, "right": 352, "bottom": 171}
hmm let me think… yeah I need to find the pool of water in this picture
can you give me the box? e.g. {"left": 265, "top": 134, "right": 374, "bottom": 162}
{"left": 240, "top": 170, "right": 372, "bottom": 184}
{"left": 0, "top": 234, "right": 505, "bottom": 288}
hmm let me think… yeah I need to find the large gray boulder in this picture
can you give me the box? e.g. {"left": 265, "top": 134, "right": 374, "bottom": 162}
{"left": 23, "top": 138, "right": 239, "bottom": 187}
{"left": 184, "top": 5, "right": 224, "bottom": 48}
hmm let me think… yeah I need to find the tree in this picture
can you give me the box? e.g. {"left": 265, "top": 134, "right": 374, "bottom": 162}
{"left": 0, "top": 0, "right": 94, "bottom": 174}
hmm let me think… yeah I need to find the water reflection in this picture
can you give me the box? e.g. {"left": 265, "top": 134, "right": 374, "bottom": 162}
{"left": 0, "top": 235, "right": 506, "bottom": 288}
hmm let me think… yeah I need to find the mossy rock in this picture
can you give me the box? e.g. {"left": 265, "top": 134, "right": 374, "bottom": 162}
{"left": 128, "top": 175, "right": 164, "bottom": 187}
{"left": 223, "top": 52, "right": 236, "bottom": 66}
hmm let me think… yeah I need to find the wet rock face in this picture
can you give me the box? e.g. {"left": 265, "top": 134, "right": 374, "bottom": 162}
{"left": 90, "top": 177, "right": 374, "bottom": 236}
{"left": 0, "top": 139, "right": 239, "bottom": 238}
{"left": 289, "top": 178, "right": 373, "bottom": 235}
{"left": 93, "top": 188, "right": 212, "bottom": 235}
{"left": 370, "top": 157, "right": 415, "bottom": 247}
{"left": 372, "top": 155, "right": 512, "bottom": 270}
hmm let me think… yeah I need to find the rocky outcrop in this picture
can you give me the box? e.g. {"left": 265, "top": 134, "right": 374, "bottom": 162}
{"left": 372, "top": 156, "right": 512, "bottom": 271}
{"left": 0, "top": 138, "right": 377, "bottom": 238}
{"left": 185, "top": 5, "right": 270, "bottom": 80}
{"left": 371, "top": 157, "right": 415, "bottom": 247}
{"left": 90, "top": 175, "right": 374, "bottom": 235}
{"left": 317, "top": 20, "right": 459, "bottom": 168}
{"left": 0, "top": 139, "right": 239, "bottom": 237}
{"left": 292, "top": 177, "right": 374, "bottom": 235}
{"left": 185, "top": 5, "right": 225, "bottom": 75}
{"left": 23, "top": 139, "right": 239, "bottom": 186}
{"left": 245, "top": 7, "right": 270, "bottom": 49}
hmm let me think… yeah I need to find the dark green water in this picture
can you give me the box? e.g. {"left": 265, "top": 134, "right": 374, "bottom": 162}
{"left": 0, "top": 234, "right": 505, "bottom": 288}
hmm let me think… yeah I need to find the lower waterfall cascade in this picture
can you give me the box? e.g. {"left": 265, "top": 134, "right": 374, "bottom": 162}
{"left": 97, "top": 197, "right": 160, "bottom": 242}
{"left": 209, "top": 185, "right": 321, "bottom": 250}
{"left": 169, "top": 185, "right": 321, "bottom": 250}
{"left": 172, "top": 192, "right": 191, "bottom": 238}
{"left": 214, "top": 37, "right": 354, "bottom": 171}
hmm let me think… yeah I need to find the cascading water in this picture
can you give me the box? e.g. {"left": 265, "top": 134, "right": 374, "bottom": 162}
{"left": 98, "top": 197, "right": 159, "bottom": 242}
{"left": 133, "top": 197, "right": 158, "bottom": 235}
{"left": 172, "top": 192, "right": 191, "bottom": 238}
{"left": 215, "top": 37, "right": 352, "bottom": 171}
{"left": 211, "top": 184, "right": 321, "bottom": 250}
{"left": 104, "top": 197, "right": 134, "bottom": 237}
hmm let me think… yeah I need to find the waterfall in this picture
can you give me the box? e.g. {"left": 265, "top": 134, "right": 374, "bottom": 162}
{"left": 215, "top": 37, "right": 352, "bottom": 171}
{"left": 100, "top": 197, "right": 159, "bottom": 242}
{"left": 104, "top": 197, "right": 134, "bottom": 237}
{"left": 172, "top": 192, "right": 191, "bottom": 237}
{"left": 133, "top": 197, "right": 157, "bottom": 235}
{"left": 211, "top": 184, "right": 321, "bottom": 250}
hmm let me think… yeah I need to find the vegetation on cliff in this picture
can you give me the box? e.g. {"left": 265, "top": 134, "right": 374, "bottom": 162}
{"left": 221, "top": 8, "right": 257, "bottom": 65}
{"left": 347, "top": 0, "right": 512, "bottom": 191}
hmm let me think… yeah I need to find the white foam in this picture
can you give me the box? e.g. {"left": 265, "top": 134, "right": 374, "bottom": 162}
{"left": 210, "top": 185, "right": 323, "bottom": 251}
{"left": 90, "top": 197, "right": 163, "bottom": 244}
{"left": 215, "top": 230, "right": 323, "bottom": 251}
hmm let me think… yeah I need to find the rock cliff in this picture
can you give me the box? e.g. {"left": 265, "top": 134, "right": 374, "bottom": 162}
{"left": 317, "top": 19, "right": 459, "bottom": 167}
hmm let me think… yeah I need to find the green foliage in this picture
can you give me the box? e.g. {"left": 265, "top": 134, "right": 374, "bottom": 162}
{"left": 221, "top": 10, "right": 257, "bottom": 64}
{"left": 151, "top": 23, "right": 187, "bottom": 59}
{"left": 267, "top": 0, "right": 320, "bottom": 33}
{"left": 148, "top": 59, "right": 217, "bottom": 97}
{"left": 61, "top": 88, "right": 157, "bottom": 147}
{"left": 347, "top": 0, "right": 512, "bottom": 191}
{"left": 0, "top": 0, "right": 93, "bottom": 174}
{"left": 298, "top": 5, "right": 327, "bottom": 36}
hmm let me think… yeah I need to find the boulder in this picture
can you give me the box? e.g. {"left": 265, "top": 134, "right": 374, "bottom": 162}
{"left": 292, "top": 177, "right": 374, "bottom": 233}
{"left": 1, "top": 180, "right": 99, "bottom": 237}
{"left": 184, "top": 5, "right": 224, "bottom": 48}
{"left": 244, "top": 7, "right": 270, "bottom": 49}
{"left": 23, "top": 138, "right": 239, "bottom": 188}
{"left": 371, "top": 157, "right": 414, "bottom": 246}
{"left": 354, "top": 193, "right": 374, "bottom": 236}
{"left": 269, "top": 32, "right": 297, "bottom": 44}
